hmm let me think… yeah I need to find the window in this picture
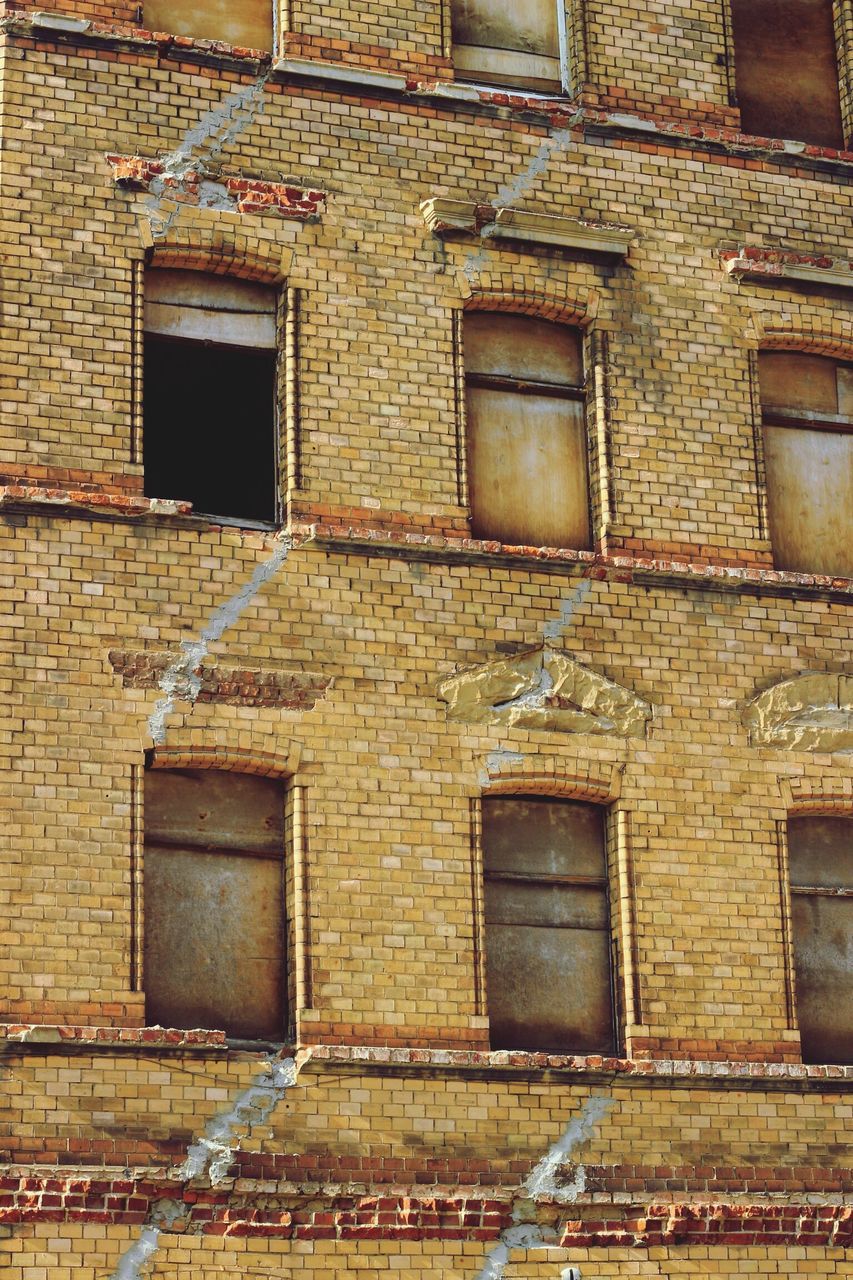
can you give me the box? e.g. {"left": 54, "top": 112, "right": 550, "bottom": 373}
{"left": 482, "top": 796, "right": 615, "bottom": 1053}
{"left": 143, "top": 0, "right": 273, "bottom": 50}
{"left": 464, "top": 313, "right": 591, "bottom": 549}
{"left": 729, "top": 0, "right": 843, "bottom": 147}
{"left": 757, "top": 351, "right": 852, "bottom": 576}
{"left": 451, "top": 0, "right": 562, "bottom": 92}
{"left": 143, "top": 269, "right": 279, "bottom": 524}
{"left": 788, "top": 815, "right": 852, "bottom": 1064}
{"left": 144, "top": 768, "right": 287, "bottom": 1039}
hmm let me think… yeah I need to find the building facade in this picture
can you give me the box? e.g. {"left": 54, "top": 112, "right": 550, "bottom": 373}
{"left": 0, "top": 0, "right": 851, "bottom": 1276}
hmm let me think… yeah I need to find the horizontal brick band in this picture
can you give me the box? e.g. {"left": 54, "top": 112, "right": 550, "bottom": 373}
{"left": 106, "top": 155, "right": 326, "bottom": 221}
{"left": 108, "top": 651, "right": 332, "bottom": 710}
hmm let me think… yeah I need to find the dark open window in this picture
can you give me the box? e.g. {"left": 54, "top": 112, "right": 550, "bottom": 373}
{"left": 788, "top": 815, "right": 852, "bottom": 1064}
{"left": 464, "top": 313, "right": 590, "bottom": 549}
{"left": 758, "top": 351, "right": 852, "bottom": 577}
{"left": 142, "top": 0, "right": 273, "bottom": 50}
{"left": 143, "top": 269, "right": 278, "bottom": 524}
{"left": 452, "top": 0, "right": 562, "bottom": 92}
{"left": 144, "top": 768, "right": 287, "bottom": 1040}
{"left": 483, "top": 796, "right": 615, "bottom": 1054}
{"left": 730, "top": 0, "right": 844, "bottom": 147}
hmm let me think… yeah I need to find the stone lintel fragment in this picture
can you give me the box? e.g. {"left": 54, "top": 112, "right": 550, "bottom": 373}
{"left": 420, "top": 198, "right": 632, "bottom": 257}
{"left": 721, "top": 245, "right": 853, "bottom": 289}
{"left": 32, "top": 11, "right": 91, "bottom": 33}
{"left": 274, "top": 57, "right": 408, "bottom": 92}
{"left": 743, "top": 672, "right": 853, "bottom": 751}
{"left": 437, "top": 642, "right": 651, "bottom": 736}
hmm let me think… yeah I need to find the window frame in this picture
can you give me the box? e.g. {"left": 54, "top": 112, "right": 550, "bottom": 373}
{"left": 140, "top": 266, "right": 286, "bottom": 530}
{"left": 462, "top": 310, "right": 594, "bottom": 550}
{"left": 449, "top": 0, "right": 572, "bottom": 95}
{"left": 479, "top": 793, "right": 619, "bottom": 1056}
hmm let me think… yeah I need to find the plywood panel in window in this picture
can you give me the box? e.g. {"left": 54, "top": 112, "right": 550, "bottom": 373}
{"left": 730, "top": 0, "right": 843, "bottom": 147}
{"left": 145, "top": 270, "right": 277, "bottom": 349}
{"left": 758, "top": 351, "right": 839, "bottom": 418}
{"left": 789, "top": 815, "right": 853, "bottom": 890}
{"left": 465, "top": 313, "right": 582, "bottom": 386}
{"left": 144, "top": 0, "right": 272, "bottom": 51}
{"left": 452, "top": 0, "right": 558, "bottom": 56}
{"left": 791, "top": 895, "right": 852, "bottom": 1064}
{"left": 485, "top": 922, "right": 613, "bottom": 1053}
{"left": 144, "top": 846, "right": 286, "bottom": 1039}
{"left": 146, "top": 769, "right": 284, "bottom": 854}
{"left": 467, "top": 387, "right": 590, "bottom": 547}
{"left": 483, "top": 797, "right": 605, "bottom": 878}
{"left": 763, "top": 424, "right": 853, "bottom": 575}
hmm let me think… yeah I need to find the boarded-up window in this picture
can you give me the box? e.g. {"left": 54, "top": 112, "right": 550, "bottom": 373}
{"left": 464, "top": 313, "right": 590, "bottom": 548}
{"left": 788, "top": 815, "right": 852, "bottom": 1064}
{"left": 144, "top": 270, "right": 279, "bottom": 524}
{"left": 730, "top": 0, "right": 843, "bottom": 147}
{"left": 143, "top": 0, "right": 273, "bottom": 51}
{"left": 144, "top": 768, "right": 287, "bottom": 1039}
{"left": 483, "top": 797, "right": 615, "bottom": 1053}
{"left": 758, "top": 351, "right": 852, "bottom": 576}
{"left": 452, "top": 0, "right": 561, "bottom": 91}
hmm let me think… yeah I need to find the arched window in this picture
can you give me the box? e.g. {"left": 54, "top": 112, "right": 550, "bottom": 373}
{"left": 142, "top": 0, "right": 273, "bottom": 51}
{"left": 730, "top": 0, "right": 843, "bottom": 147}
{"left": 788, "top": 814, "right": 852, "bottom": 1064}
{"left": 144, "top": 767, "right": 287, "bottom": 1039}
{"left": 464, "top": 312, "right": 591, "bottom": 549}
{"left": 482, "top": 796, "right": 615, "bottom": 1054}
{"left": 757, "top": 350, "right": 852, "bottom": 576}
{"left": 143, "top": 269, "right": 279, "bottom": 524}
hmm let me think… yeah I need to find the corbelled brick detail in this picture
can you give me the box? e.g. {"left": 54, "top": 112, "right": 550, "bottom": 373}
{"left": 106, "top": 155, "right": 327, "bottom": 220}
{"left": 108, "top": 651, "right": 332, "bottom": 710}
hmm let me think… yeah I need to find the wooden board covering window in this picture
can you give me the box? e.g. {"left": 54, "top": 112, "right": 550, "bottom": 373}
{"left": 143, "top": 0, "right": 273, "bottom": 51}
{"left": 464, "top": 313, "right": 590, "bottom": 549}
{"left": 143, "top": 270, "right": 278, "bottom": 524}
{"left": 482, "top": 797, "right": 615, "bottom": 1054}
{"left": 730, "top": 0, "right": 843, "bottom": 147}
{"left": 144, "top": 769, "right": 287, "bottom": 1040}
{"left": 451, "top": 0, "right": 561, "bottom": 91}
{"left": 788, "top": 815, "right": 852, "bottom": 1064}
{"left": 758, "top": 351, "right": 852, "bottom": 576}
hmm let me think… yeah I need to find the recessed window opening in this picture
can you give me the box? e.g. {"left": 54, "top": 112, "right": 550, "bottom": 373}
{"left": 482, "top": 796, "right": 616, "bottom": 1054}
{"left": 464, "top": 312, "right": 591, "bottom": 549}
{"left": 143, "top": 270, "right": 279, "bottom": 525}
{"left": 142, "top": 0, "right": 273, "bottom": 51}
{"left": 451, "top": 0, "right": 562, "bottom": 91}
{"left": 729, "top": 0, "right": 844, "bottom": 147}
{"left": 143, "top": 767, "right": 287, "bottom": 1040}
{"left": 758, "top": 351, "right": 852, "bottom": 577}
{"left": 788, "top": 814, "right": 852, "bottom": 1064}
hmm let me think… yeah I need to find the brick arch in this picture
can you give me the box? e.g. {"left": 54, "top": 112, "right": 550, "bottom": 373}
{"left": 481, "top": 759, "right": 621, "bottom": 804}
{"left": 146, "top": 742, "right": 299, "bottom": 777}
{"left": 146, "top": 237, "right": 292, "bottom": 286}
{"left": 457, "top": 270, "right": 597, "bottom": 328}
{"left": 756, "top": 324, "right": 853, "bottom": 363}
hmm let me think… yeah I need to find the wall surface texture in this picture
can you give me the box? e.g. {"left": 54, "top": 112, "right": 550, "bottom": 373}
{"left": 0, "top": 0, "right": 850, "bottom": 1276}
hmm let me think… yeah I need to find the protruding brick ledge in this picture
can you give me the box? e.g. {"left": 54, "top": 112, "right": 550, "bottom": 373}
{"left": 4, "top": 1031, "right": 851, "bottom": 1089}
{"left": 0, "top": 486, "right": 191, "bottom": 519}
{"left": 721, "top": 245, "right": 853, "bottom": 289}
{"left": 0, "top": 1176, "right": 849, "bottom": 1246}
{"left": 301, "top": 524, "right": 853, "bottom": 603}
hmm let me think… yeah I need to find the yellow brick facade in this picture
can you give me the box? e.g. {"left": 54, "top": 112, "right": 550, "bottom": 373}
{"left": 0, "top": 0, "right": 850, "bottom": 1275}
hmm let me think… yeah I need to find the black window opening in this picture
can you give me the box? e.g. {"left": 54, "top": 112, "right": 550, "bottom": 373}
{"left": 143, "top": 269, "right": 279, "bottom": 525}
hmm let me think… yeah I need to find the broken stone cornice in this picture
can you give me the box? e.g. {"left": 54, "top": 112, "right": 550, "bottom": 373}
{"left": 721, "top": 245, "right": 853, "bottom": 289}
{"left": 743, "top": 672, "right": 853, "bottom": 751}
{"left": 437, "top": 643, "right": 651, "bottom": 737}
{"left": 420, "top": 197, "right": 632, "bottom": 257}
{"left": 273, "top": 57, "right": 408, "bottom": 92}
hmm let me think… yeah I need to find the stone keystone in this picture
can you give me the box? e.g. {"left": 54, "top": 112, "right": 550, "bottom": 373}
{"left": 436, "top": 643, "right": 651, "bottom": 737}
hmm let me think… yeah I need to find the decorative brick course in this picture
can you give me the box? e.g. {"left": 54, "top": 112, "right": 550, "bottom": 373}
{"left": 108, "top": 651, "right": 332, "bottom": 710}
